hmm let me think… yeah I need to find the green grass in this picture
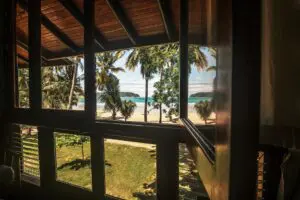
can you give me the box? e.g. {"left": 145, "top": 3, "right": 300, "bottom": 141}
{"left": 55, "top": 141, "right": 156, "bottom": 200}
{"left": 54, "top": 141, "right": 206, "bottom": 200}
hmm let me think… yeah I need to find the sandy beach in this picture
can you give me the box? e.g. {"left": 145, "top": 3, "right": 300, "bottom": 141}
{"left": 93, "top": 103, "right": 216, "bottom": 125}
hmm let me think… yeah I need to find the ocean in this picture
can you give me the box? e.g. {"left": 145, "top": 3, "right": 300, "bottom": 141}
{"left": 78, "top": 97, "right": 211, "bottom": 105}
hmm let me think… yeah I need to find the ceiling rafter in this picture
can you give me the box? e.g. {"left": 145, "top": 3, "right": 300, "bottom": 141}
{"left": 157, "top": 0, "right": 176, "bottom": 40}
{"left": 58, "top": 0, "right": 107, "bottom": 50}
{"left": 105, "top": 0, "right": 138, "bottom": 45}
{"left": 18, "top": 0, "right": 80, "bottom": 53}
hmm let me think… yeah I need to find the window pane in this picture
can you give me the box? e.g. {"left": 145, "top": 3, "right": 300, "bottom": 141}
{"left": 55, "top": 133, "right": 91, "bottom": 190}
{"left": 96, "top": 44, "right": 180, "bottom": 124}
{"left": 179, "top": 143, "right": 208, "bottom": 199}
{"left": 188, "top": 46, "right": 217, "bottom": 125}
{"left": 104, "top": 139, "right": 157, "bottom": 199}
{"left": 41, "top": 65, "right": 84, "bottom": 110}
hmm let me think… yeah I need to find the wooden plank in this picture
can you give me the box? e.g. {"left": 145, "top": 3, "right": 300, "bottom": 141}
{"left": 28, "top": 0, "right": 41, "bottom": 111}
{"left": 84, "top": 0, "right": 96, "bottom": 120}
{"left": 157, "top": 137, "right": 179, "bottom": 200}
{"left": 38, "top": 127, "right": 56, "bottom": 190}
{"left": 44, "top": 34, "right": 173, "bottom": 61}
{"left": 58, "top": 0, "right": 107, "bottom": 50}
{"left": 6, "top": 0, "right": 17, "bottom": 109}
{"left": 157, "top": 0, "right": 175, "bottom": 40}
{"left": 179, "top": 0, "right": 188, "bottom": 119}
{"left": 91, "top": 134, "right": 105, "bottom": 198}
{"left": 106, "top": 0, "right": 138, "bottom": 45}
{"left": 18, "top": 0, "right": 80, "bottom": 52}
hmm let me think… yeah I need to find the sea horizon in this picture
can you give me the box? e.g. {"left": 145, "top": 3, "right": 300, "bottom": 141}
{"left": 78, "top": 96, "right": 211, "bottom": 105}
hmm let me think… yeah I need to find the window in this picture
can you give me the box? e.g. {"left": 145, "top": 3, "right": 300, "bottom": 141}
{"left": 96, "top": 44, "right": 180, "bottom": 125}
{"left": 188, "top": 46, "right": 217, "bottom": 125}
{"left": 104, "top": 139, "right": 157, "bottom": 199}
{"left": 41, "top": 64, "right": 84, "bottom": 110}
{"left": 54, "top": 132, "right": 92, "bottom": 190}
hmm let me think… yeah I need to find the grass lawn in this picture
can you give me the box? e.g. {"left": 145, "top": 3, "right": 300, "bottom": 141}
{"left": 54, "top": 140, "right": 206, "bottom": 200}
{"left": 55, "top": 140, "right": 156, "bottom": 200}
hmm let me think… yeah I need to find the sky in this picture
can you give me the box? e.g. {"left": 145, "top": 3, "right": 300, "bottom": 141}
{"left": 79, "top": 47, "right": 216, "bottom": 97}
{"left": 113, "top": 47, "right": 216, "bottom": 97}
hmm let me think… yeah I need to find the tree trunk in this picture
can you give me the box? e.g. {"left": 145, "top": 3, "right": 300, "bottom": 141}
{"left": 144, "top": 78, "right": 148, "bottom": 122}
{"left": 67, "top": 65, "right": 78, "bottom": 110}
{"left": 81, "top": 140, "right": 85, "bottom": 160}
{"left": 112, "top": 109, "right": 117, "bottom": 120}
{"left": 159, "top": 69, "right": 163, "bottom": 123}
{"left": 159, "top": 103, "right": 162, "bottom": 123}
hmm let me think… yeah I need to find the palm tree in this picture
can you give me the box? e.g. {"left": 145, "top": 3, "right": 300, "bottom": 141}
{"left": 126, "top": 47, "right": 158, "bottom": 122}
{"left": 194, "top": 100, "right": 212, "bottom": 124}
{"left": 120, "top": 100, "right": 137, "bottom": 121}
{"left": 95, "top": 51, "right": 125, "bottom": 91}
{"left": 42, "top": 65, "right": 83, "bottom": 109}
{"left": 188, "top": 45, "right": 209, "bottom": 71}
{"left": 98, "top": 74, "right": 122, "bottom": 120}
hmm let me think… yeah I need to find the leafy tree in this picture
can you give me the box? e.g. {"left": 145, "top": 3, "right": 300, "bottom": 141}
{"left": 120, "top": 100, "right": 137, "bottom": 121}
{"left": 42, "top": 65, "right": 83, "bottom": 109}
{"left": 18, "top": 68, "right": 29, "bottom": 108}
{"left": 194, "top": 101, "right": 212, "bottom": 124}
{"left": 98, "top": 74, "right": 122, "bottom": 120}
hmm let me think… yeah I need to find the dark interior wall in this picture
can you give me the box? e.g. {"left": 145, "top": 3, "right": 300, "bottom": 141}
{"left": 0, "top": 0, "right": 5, "bottom": 164}
{"left": 273, "top": 0, "right": 300, "bottom": 128}
{"left": 261, "top": 0, "right": 300, "bottom": 128}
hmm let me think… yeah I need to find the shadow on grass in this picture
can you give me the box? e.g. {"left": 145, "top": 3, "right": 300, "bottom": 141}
{"left": 57, "top": 159, "right": 91, "bottom": 170}
{"left": 58, "top": 159, "right": 113, "bottom": 171}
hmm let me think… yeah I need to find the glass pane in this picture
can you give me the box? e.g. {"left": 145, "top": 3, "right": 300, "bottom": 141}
{"left": 16, "top": 3, "right": 29, "bottom": 108}
{"left": 188, "top": 46, "right": 217, "bottom": 125}
{"left": 179, "top": 143, "right": 208, "bottom": 199}
{"left": 55, "top": 132, "right": 92, "bottom": 190}
{"left": 96, "top": 44, "right": 180, "bottom": 124}
{"left": 19, "top": 125, "right": 40, "bottom": 177}
{"left": 41, "top": 64, "right": 84, "bottom": 110}
{"left": 104, "top": 139, "right": 157, "bottom": 199}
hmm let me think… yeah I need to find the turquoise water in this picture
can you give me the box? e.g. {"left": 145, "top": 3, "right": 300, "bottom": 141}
{"left": 119, "top": 97, "right": 211, "bottom": 103}
{"left": 79, "top": 97, "right": 211, "bottom": 104}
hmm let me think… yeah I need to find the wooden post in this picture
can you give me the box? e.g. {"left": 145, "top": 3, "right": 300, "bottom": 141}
{"left": 157, "top": 138, "right": 179, "bottom": 200}
{"left": 28, "top": 0, "right": 41, "bottom": 110}
{"left": 179, "top": 0, "right": 188, "bottom": 119}
{"left": 38, "top": 127, "right": 56, "bottom": 191}
{"left": 84, "top": 0, "right": 96, "bottom": 120}
{"left": 91, "top": 134, "right": 105, "bottom": 198}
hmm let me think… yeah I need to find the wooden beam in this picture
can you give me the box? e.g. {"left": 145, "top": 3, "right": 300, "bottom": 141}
{"left": 45, "top": 34, "right": 172, "bottom": 60}
{"left": 28, "top": 0, "right": 41, "bottom": 110}
{"left": 157, "top": 0, "right": 176, "bottom": 40}
{"left": 84, "top": 0, "right": 96, "bottom": 120}
{"left": 18, "top": 0, "right": 80, "bottom": 52}
{"left": 58, "top": 0, "right": 107, "bottom": 50}
{"left": 105, "top": 0, "right": 138, "bottom": 45}
{"left": 17, "top": 54, "right": 29, "bottom": 63}
{"left": 179, "top": 0, "right": 188, "bottom": 119}
{"left": 6, "top": 0, "right": 17, "bottom": 109}
{"left": 38, "top": 127, "right": 56, "bottom": 190}
{"left": 157, "top": 138, "right": 179, "bottom": 200}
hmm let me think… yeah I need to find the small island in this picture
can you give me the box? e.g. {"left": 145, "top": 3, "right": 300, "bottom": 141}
{"left": 120, "top": 92, "right": 140, "bottom": 97}
{"left": 189, "top": 92, "right": 213, "bottom": 98}
{"left": 97, "top": 92, "right": 140, "bottom": 99}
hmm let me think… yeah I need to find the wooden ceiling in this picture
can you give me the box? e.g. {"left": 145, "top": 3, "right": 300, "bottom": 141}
{"left": 16, "top": 0, "right": 209, "bottom": 65}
